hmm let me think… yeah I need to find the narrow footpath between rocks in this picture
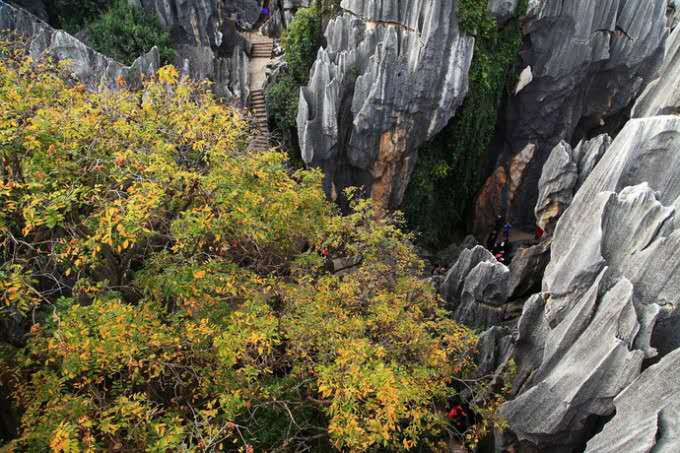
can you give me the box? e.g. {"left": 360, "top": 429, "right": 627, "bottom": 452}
{"left": 243, "top": 30, "right": 274, "bottom": 151}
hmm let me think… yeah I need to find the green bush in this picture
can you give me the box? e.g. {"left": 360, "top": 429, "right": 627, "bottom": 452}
{"left": 403, "top": 0, "right": 527, "bottom": 249}
{"left": 87, "top": 0, "right": 175, "bottom": 66}
{"left": 282, "top": 7, "right": 323, "bottom": 83}
{"left": 266, "top": 6, "right": 323, "bottom": 157}
{"left": 265, "top": 72, "right": 303, "bottom": 164}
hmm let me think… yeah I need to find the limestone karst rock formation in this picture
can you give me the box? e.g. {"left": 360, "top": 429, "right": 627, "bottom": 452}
{"left": 137, "top": 0, "right": 254, "bottom": 104}
{"left": 296, "top": 0, "right": 475, "bottom": 210}
{"left": 583, "top": 347, "right": 680, "bottom": 453}
{"left": 1, "top": 0, "right": 254, "bottom": 104}
{"left": 498, "top": 116, "right": 680, "bottom": 451}
{"left": 475, "top": 0, "right": 667, "bottom": 233}
{"left": 0, "top": 0, "right": 160, "bottom": 90}
{"left": 261, "top": 0, "right": 311, "bottom": 37}
{"left": 440, "top": 246, "right": 511, "bottom": 329}
{"left": 534, "top": 134, "right": 611, "bottom": 234}
{"left": 633, "top": 22, "right": 680, "bottom": 118}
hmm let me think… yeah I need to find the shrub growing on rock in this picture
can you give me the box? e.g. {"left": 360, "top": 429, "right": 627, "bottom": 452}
{"left": 403, "top": 0, "right": 527, "bottom": 248}
{"left": 87, "top": 0, "right": 175, "bottom": 66}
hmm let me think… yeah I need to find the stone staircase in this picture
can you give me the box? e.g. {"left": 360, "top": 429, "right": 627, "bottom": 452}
{"left": 247, "top": 38, "right": 275, "bottom": 151}
{"left": 251, "top": 41, "right": 274, "bottom": 59}
{"left": 249, "top": 89, "right": 270, "bottom": 150}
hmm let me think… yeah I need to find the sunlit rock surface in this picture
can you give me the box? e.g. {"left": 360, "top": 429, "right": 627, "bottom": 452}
{"left": 501, "top": 116, "right": 680, "bottom": 451}
{"left": 475, "top": 0, "right": 667, "bottom": 232}
{"left": 297, "top": 0, "right": 474, "bottom": 210}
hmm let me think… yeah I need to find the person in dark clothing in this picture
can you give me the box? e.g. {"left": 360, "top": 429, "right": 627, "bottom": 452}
{"left": 503, "top": 222, "right": 512, "bottom": 242}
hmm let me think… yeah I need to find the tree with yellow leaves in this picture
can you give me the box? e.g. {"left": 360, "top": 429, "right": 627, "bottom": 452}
{"left": 0, "top": 42, "right": 505, "bottom": 452}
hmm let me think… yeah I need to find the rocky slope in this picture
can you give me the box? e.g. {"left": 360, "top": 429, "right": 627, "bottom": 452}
{"left": 0, "top": 0, "right": 160, "bottom": 90}
{"left": 474, "top": 0, "right": 668, "bottom": 234}
{"left": 297, "top": 0, "right": 474, "bottom": 210}
{"left": 472, "top": 115, "right": 680, "bottom": 452}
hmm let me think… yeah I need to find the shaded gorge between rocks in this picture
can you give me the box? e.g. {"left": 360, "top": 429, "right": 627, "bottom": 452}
{"left": 402, "top": 0, "right": 529, "bottom": 250}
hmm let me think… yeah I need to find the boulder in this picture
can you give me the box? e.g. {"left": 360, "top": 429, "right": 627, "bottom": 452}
{"left": 475, "top": 0, "right": 667, "bottom": 232}
{"left": 0, "top": 0, "right": 160, "bottom": 91}
{"left": 440, "top": 246, "right": 511, "bottom": 329}
{"left": 297, "top": 0, "right": 475, "bottom": 211}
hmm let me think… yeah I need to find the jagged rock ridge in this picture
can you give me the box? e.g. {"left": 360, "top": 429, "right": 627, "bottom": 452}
{"left": 137, "top": 0, "right": 254, "bottom": 104}
{"left": 297, "top": 0, "right": 474, "bottom": 210}
{"left": 475, "top": 0, "right": 667, "bottom": 234}
{"left": 498, "top": 116, "right": 680, "bottom": 451}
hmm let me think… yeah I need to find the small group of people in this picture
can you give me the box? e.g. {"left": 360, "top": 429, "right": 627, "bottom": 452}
{"left": 486, "top": 215, "right": 512, "bottom": 264}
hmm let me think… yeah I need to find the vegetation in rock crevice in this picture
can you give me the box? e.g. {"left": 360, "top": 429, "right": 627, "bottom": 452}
{"left": 44, "top": 0, "right": 109, "bottom": 34}
{"left": 87, "top": 0, "right": 175, "bottom": 66}
{"left": 0, "top": 45, "right": 506, "bottom": 452}
{"left": 39, "top": 0, "right": 175, "bottom": 66}
{"left": 402, "top": 0, "right": 528, "bottom": 249}
{"left": 266, "top": 6, "right": 323, "bottom": 161}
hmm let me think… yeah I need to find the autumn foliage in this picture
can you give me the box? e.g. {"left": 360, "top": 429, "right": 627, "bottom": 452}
{"left": 0, "top": 44, "right": 498, "bottom": 452}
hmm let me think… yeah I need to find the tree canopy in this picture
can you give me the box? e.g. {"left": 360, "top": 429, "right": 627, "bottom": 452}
{"left": 0, "top": 44, "right": 503, "bottom": 452}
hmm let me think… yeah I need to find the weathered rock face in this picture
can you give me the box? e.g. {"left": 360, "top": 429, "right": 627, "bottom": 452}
{"left": 0, "top": 0, "right": 160, "bottom": 90}
{"left": 633, "top": 22, "right": 680, "bottom": 118}
{"left": 261, "top": 0, "right": 311, "bottom": 37}
{"left": 500, "top": 116, "right": 680, "bottom": 451}
{"left": 488, "top": 0, "right": 518, "bottom": 23}
{"left": 8, "top": 0, "right": 45, "bottom": 20}
{"left": 297, "top": 0, "right": 474, "bottom": 211}
{"left": 440, "top": 246, "right": 511, "bottom": 329}
{"left": 138, "top": 0, "right": 253, "bottom": 104}
{"left": 584, "top": 347, "right": 680, "bottom": 453}
{"left": 475, "top": 0, "right": 667, "bottom": 233}
{"left": 507, "top": 239, "right": 550, "bottom": 300}
{"left": 534, "top": 134, "right": 610, "bottom": 233}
